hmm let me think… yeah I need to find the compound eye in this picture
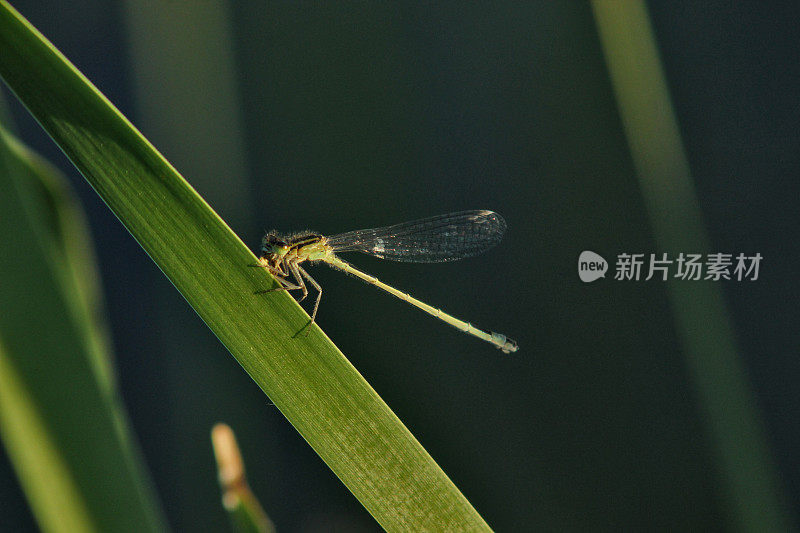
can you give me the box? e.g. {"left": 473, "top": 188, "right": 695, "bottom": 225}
{"left": 267, "top": 235, "right": 286, "bottom": 246}
{"left": 262, "top": 235, "right": 283, "bottom": 246}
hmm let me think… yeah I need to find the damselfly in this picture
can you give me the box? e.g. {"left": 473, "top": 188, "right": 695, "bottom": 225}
{"left": 256, "top": 210, "right": 518, "bottom": 353}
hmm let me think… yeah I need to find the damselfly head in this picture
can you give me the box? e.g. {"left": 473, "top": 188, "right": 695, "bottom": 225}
{"left": 261, "top": 233, "right": 290, "bottom": 258}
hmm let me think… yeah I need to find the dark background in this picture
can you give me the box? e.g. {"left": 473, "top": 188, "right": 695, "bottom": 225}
{"left": 2, "top": 2, "right": 798, "bottom": 531}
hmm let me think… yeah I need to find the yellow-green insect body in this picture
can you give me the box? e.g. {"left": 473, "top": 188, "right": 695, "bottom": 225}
{"left": 255, "top": 211, "right": 518, "bottom": 353}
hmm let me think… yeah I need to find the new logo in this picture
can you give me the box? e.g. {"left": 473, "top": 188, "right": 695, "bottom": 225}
{"left": 578, "top": 251, "right": 608, "bottom": 282}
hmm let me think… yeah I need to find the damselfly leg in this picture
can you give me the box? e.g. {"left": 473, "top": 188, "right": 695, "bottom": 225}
{"left": 256, "top": 258, "right": 323, "bottom": 326}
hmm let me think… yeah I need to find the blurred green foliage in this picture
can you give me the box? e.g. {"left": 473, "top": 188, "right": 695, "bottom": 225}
{"left": 0, "top": 124, "right": 166, "bottom": 531}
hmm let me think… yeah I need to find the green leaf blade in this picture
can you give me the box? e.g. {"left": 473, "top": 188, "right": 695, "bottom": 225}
{"left": 0, "top": 2, "right": 491, "bottom": 530}
{"left": 0, "top": 125, "right": 167, "bottom": 532}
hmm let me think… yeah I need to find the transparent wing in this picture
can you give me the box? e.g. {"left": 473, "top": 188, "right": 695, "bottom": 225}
{"left": 325, "top": 210, "right": 507, "bottom": 263}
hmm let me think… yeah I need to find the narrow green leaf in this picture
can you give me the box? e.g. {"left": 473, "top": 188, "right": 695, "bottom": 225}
{"left": 0, "top": 341, "right": 94, "bottom": 533}
{"left": 0, "top": 2, "right": 491, "bottom": 530}
{"left": 592, "top": 1, "right": 791, "bottom": 530}
{"left": 0, "top": 125, "right": 167, "bottom": 532}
